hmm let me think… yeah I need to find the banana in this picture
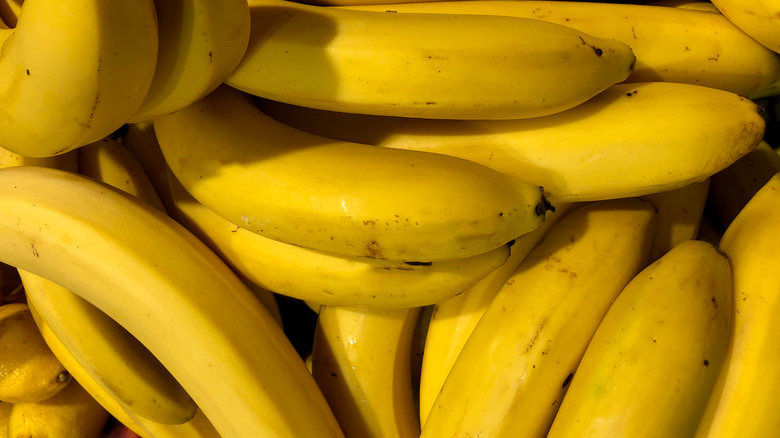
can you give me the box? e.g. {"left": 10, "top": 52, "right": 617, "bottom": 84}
{"left": 225, "top": 0, "right": 636, "bottom": 120}
{"left": 155, "top": 84, "right": 551, "bottom": 262}
{"left": 311, "top": 306, "right": 422, "bottom": 438}
{"left": 417, "top": 202, "right": 577, "bottom": 426}
{"left": 708, "top": 140, "right": 780, "bottom": 228}
{"left": 27, "top": 297, "right": 220, "bottom": 438}
{"left": 546, "top": 239, "right": 731, "bottom": 437}
{"left": 339, "top": 0, "right": 780, "bottom": 98}
{"left": 166, "top": 172, "right": 512, "bottom": 308}
{"left": 0, "top": 144, "right": 78, "bottom": 173}
{"left": 0, "top": 166, "right": 344, "bottom": 437}
{"left": 648, "top": 0, "right": 722, "bottom": 12}
{"left": 8, "top": 378, "right": 110, "bottom": 438}
{"left": 710, "top": 0, "right": 780, "bottom": 54}
{"left": 119, "top": 122, "right": 176, "bottom": 212}
{"left": 640, "top": 179, "right": 711, "bottom": 262}
{"left": 19, "top": 271, "right": 199, "bottom": 425}
{"left": 694, "top": 172, "right": 780, "bottom": 437}
{"left": 128, "top": 0, "right": 251, "bottom": 122}
{"left": 420, "top": 198, "right": 657, "bottom": 438}
{"left": 0, "top": 0, "right": 158, "bottom": 157}
{"left": 261, "top": 81, "right": 765, "bottom": 204}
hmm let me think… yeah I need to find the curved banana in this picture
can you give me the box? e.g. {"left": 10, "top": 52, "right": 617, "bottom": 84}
{"left": 226, "top": 0, "right": 636, "bottom": 120}
{"left": 128, "top": 0, "right": 251, "bottom": 122}
{"left": 695, "top": 172, "right": 780, "bottom": 437}
{"left": 0, "top": 0, "right": 158, "bottom": 157}
{"left": 167, "top": 173, "right": 511, "bottom": 308}
{"left": 420, "top": 199, "right": 657, "bottom": 438}
{"left": 417, "top": 202, "right": 577, "bottom": 425}
{"left": 27, "top": 297, "right": 220, "bottom": 438}
{"left": 640, "top": 179, "right": 711, "bottom": 263}
{"left": 340, "top": 0, "right": 780, "bottom": 98}
{"left": 0, "top": 166, "right": 344, "bottom": 437}
{"left": 708, "top": 140, "right": 780, "bottom": 227}
{"left": 119, "top": 122, "right": 176, "bottom": 212}
{"left": 311, "top": 306, "right": 422, "bottom": 438}
{"left": 155, "top": 84, "right": 551, "bottom": 262}
{"left": 261, "top": 81, "right": 764, "bottom": 203}
{"left": 547, "top": 240, "right": 731, "bottom": 437}
{"left": 0, "top": 145, "right": 78, "bottom": 173}
{"left": 710, "top": 0, "right": 780, "bottom": 54}
{"left": 19, "top": 271, "right": 199, "bottom": 425}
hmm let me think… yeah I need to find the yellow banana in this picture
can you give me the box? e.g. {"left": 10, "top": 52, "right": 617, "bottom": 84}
{"left": 710, "top": 0, "right": 780, "bottom": 54}
{"left": 648, "top": 0, "right": 722, "bottom": 12}
{"left": 0, "top": 144, "right": 78, "bottom": 173}
{"left": 128, "top": 0, "right": 250, "bottom": 122}
{"left": 417, "top": 202, "right": 577, "bottom": 425}
{"left": 420, "top": 198, "right": 657, "bottom": 437}
{"left": 708, "top": 140, "right": 780, "bottom": 227}
{"left": 695, "top": 172, "right": 780, "bottom": 437}
{"left": 0, "top": 165, "right": 344, "bottom": 437}
{"left": 226, "top": 0, "right": 635, "bottom": 120}
{"left": 155, "top": 84, "right": 551, "bottom": 262}
{"left": 340, "top": 0, "right": 780, "bottom": 98}
{"left": 19, "top": 271, "right": 199, "bottom": 425}
{"left": 262, "top": 81, "right": 764, "bottom": 204}
{"left": 166, "top": 172, "right": 512, "bottom": 308}
{"left": 27, "top": 297, "right": 220, "bottom": 438}
{"left": 119, "top": 122, "right": 176, "bottom": 212}
{"left": 8, "top": 378, "right": 109, "bottom": 438}
{"left": 547, "top": 239, "right": 731, "bottom": 437}
{"left": 640, "top": 179, "right": 711, "bottom": 262}
{"left": 311, "top": 306, "right": 422, "bottom": 438}
{"left": 0, "top": 0, "right": 158, "bottom": 157}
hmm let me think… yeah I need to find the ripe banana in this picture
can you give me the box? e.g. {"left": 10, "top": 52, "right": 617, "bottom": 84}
{"left": 119, "top": 122, "right": 176, "bottom": 212}
{"left": 417, "top": 202, "right": 577, "bottom": 426}
{"left": 340, "top": 0, "right": 780, "bottom": 98}
{"left": 27, "top": 297, "right": 220, "bottom": 438}
{"left": 262, "top": 81, "right": 765, "bottom": 203}
{"left": 8, "top": 378, "right": 110, "bottom": 438}
{"left": 19, "top": 271, "right": 199, "bottom": 425}
{"left": 128, "top": 0, "right": 251, "bottom": 122}
{"left": 154, "top": 84, "right": 551, "bottom": 262}
{"left": 166, "top": 172, "right": 512, "bottom": 308}
{"left": 640, "top": 179, "right": 711, "bottom": 262}
{"left": 708, "top": 140, "right": 780, "bottom": 227}
{"left": 0, "top": 166, "right": 344, "bottom": 437}
{"left": 226, "top": 0, "right": 636, "bottom": 120}
{"left": 311, "top": 306, "right": 421, "bottom": 438}
{"left": 710, "top": 0, "right": 780, "bottom": 54}
{"left": 0, "top": 144, "right": 78, "bottom": 173}
{"left": 694, "top": 172, "right": 780, "bottom": 437}
{"left": 420, "top": 198, "right": 657, "bottom": 438}
{"left": 0, "top": 0, "right": 158, "bottom": 157}
{"left": 546, "top": 239, "right": 731, "bottom": 437}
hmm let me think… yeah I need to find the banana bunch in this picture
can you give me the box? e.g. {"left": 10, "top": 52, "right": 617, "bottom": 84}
{"left": 0, "top": 0, "right": 779, "bottom": 436}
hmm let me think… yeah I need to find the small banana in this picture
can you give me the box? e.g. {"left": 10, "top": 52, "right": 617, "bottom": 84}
{"left": 166, "top": 172, "right": 512, "bottom": 308}
{"left": 547, "top": 240, "right": 731, "bottom": 437}
{"left": 154, "top": 84, "right": 550, "bottom": 262}
{"left": 0, "top": 144, "right": 78, "bottom": 173}
{"left": 340, "top": 0, "right": 780, "bottom": 98}
{"left": 8, "top": 378, "right": 109, "bottom": 438}
{"left": 640, "top": 179, "right": 711, "bottom": 262}
{"left": 420, "top": 198, "right": 657, "bottom": 438}
{"left": 129, "top": 0, "right": 251, "bottom": 122}
{"left": 262, "top": 81, "right": 764, "bottom": 203}
{"left": 226, "top": 0, "right": 635, "bottom": 120}
{"left": 0, "top": 165, "right": 343, "bottom": 437}
{"left": 0, "top": 0, "right": 158, "bottom": 157}
{"left": 27, "top": 298, "right": 220, "bottom": 438}
{"left": 417, "top": 202, "right": 577, "bottom": 425}
{"left": 695, "top": 172, "right": 780, "bottom": 437}
{"left": 311, "top": 306, "right": 422, "bottom": 438}
{"left": 19, "top": 271, "right": 199, "bottom": 425}
{"left": 710, "top": 0, "right": 780, "bottom": 54}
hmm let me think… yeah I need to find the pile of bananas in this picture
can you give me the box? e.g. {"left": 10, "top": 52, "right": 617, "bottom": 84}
{"left": 0, "top": 0, "right": 778, "bottom": 436}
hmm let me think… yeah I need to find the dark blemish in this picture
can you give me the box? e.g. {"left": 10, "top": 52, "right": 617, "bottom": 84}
{"left": 331, "top": 372, "right": 337, "bottom": 377}
{"left": 562, "top": 372, "right": 574, "bottom": 387}
{"left": 404, "top": 261, "right": 432, "bottom": 266}
{"left": 25, "top": 69, "right": 29, "bottom": 75}
{"left": 703, "top": 360, "right": 710, "bottom": 366}
{"left": 31, "top": 242, "right": 38, "bottom": 257}
{"left": 363, "top": 219, "right": 375, "bottom": 226}
{"left": 626, "top": 90, "right": 638, "bottom": 97}
{"left": 578, "top": 36, "right": 604, "bottom": 57}
{"left": 208, "top": 51, "right": 213, "bottom": 65}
